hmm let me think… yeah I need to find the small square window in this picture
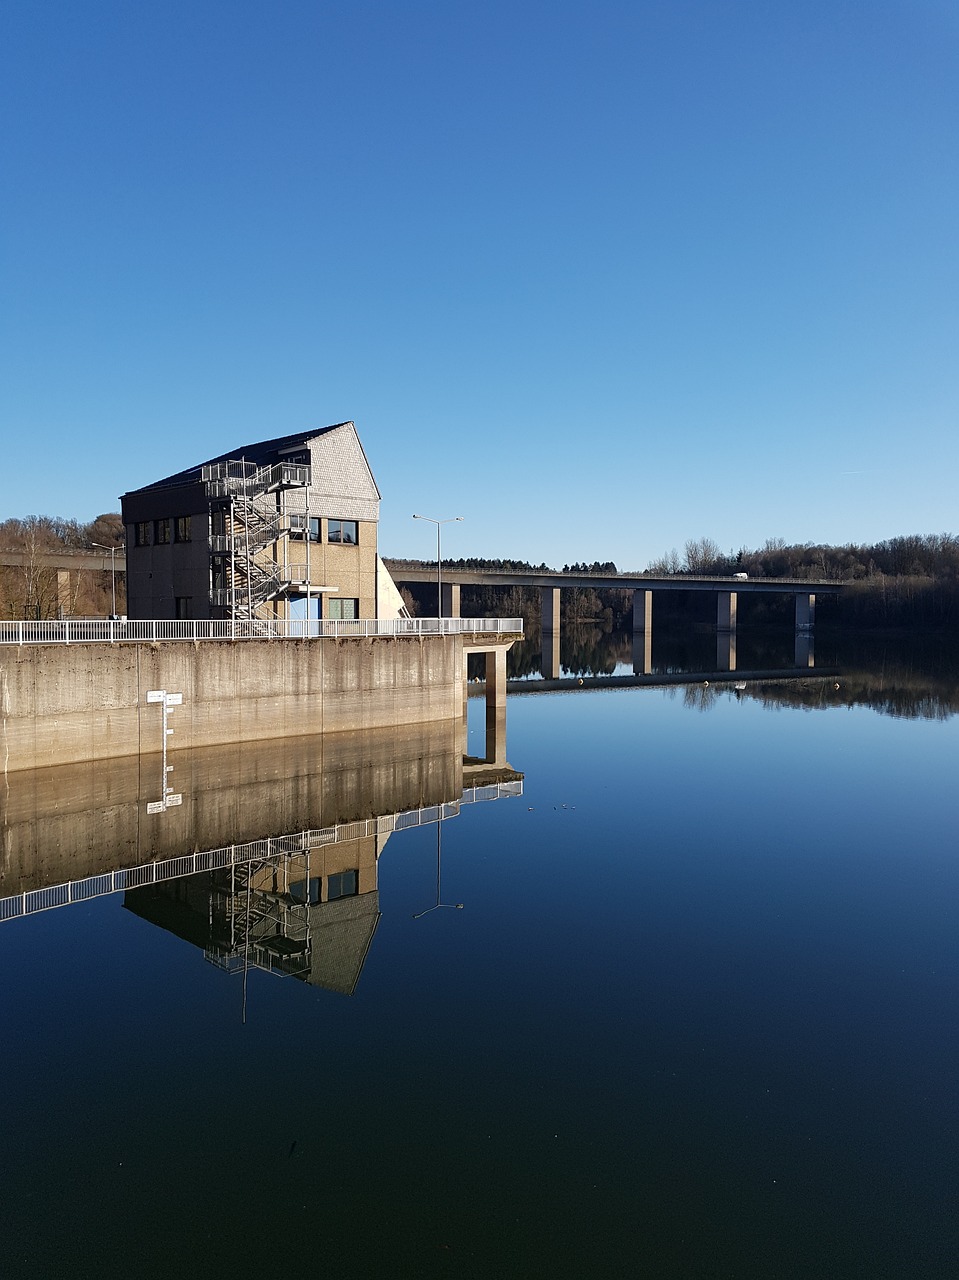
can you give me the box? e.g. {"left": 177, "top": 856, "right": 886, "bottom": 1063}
{"left": 135, "top": 521, "right": 151, "bottom": 547}
{"left": 327, "top": 870, "right": 358, "bottom": 900}
{"left": 327, "top": 597, "right": 359, "bottom": 620}
{"left": 290, "top": 877, "right": 321, "bottom": 905}
{"left": 328, "top": 519, "right": 358, "bottom": 545}
{"left": 156, "top": 518, "right": 171, "bottom": 545}
{"left": 175, "top": 516, "right": 192, "bottom": 543}
{"left": 290, "top": 515, "right": 320, "bottom": 541}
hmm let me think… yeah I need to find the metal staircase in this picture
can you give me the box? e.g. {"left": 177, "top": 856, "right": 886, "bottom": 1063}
{"left": 201, "top": 459, "right": 311, "bottom": 620}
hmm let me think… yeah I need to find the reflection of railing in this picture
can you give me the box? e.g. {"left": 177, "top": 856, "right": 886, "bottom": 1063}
{"left": 0, "top": 617, "right": 524, "bottom": 645}
{"left": 0, "top": 782, "right": 524, "bottom": 923}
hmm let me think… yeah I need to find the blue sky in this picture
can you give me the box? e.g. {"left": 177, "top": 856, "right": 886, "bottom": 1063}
{"left": 2, "top": 0, "right": 956, "bottom": 570}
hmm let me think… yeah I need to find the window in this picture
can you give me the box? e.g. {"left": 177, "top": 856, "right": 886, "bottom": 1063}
{"left": 175, "top": 516, "right": 192, "bottom": 543}
{"left": 290, "top": 514, "right": 320, "bottom": 541}
{"left": 328, "top": 519, "right": 358, "bottom": 545}
{"left": 327, "top": 870, "right": 358, "bottom": 900}
{"left": 135, "top": 521, "right": 151, "bottom": 547}
{"left": 327, "top": 597, "right": 359, "bottom": 620}
{"left": 155, "top": 518, "right": 171, "bottom": 545}
{"left": 290, "top": 877, "right": 321, "bottom": 905}
{"left": 211, "top": 507, "right": 228, "bottom": 537}
{"left": 174, "top": 597, "right": 192, "bottom": 619}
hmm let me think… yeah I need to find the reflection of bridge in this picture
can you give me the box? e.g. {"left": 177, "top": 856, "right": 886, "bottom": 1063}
{"left": 389, "top": 565, "right": 842, "bottom": 675}
{"left": 489, "top": 668, "right": 841, "bottom": 696}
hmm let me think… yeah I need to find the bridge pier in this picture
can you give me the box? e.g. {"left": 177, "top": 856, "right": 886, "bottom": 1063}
{"left": 795, "top": 592, "right": 816, "bottom": 629}
{"left": 541, "top": 586, "right": 561, "bottom": 631}
{"left": 631, "top": 589, "right": 653, "bottom": 675}
{"left": 441, "top": 582, "right": 461, "bottom": 618}
{"left": 717, "top": 591, "right": 738, "bottom": 631}
{"left": 541, "top": 587, "right": 562, "bottom": 679}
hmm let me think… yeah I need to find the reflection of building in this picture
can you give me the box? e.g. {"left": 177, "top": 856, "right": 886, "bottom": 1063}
{"left": 127, "top": 838, "right": 384, "bottom": 996}
{"left": 120, "top": 421, "right": 405, "bottom": 623}
{"left": 0, "top": 715, "right": 523, "bottom": 996}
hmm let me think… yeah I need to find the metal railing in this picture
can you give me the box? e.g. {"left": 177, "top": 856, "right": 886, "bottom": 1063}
{"left": 0, "top": 617, "right": 524, "bottom": 645}
{"left": 0, "top": 782, "right": 523, "bottom": 923}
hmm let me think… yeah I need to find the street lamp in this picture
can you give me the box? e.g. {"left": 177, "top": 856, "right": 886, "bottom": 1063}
{"left": 91, "top": 542, "right": 124, "bottom": 617}
{"left": 412, "top": 513, "right": 463, "bottom": 618}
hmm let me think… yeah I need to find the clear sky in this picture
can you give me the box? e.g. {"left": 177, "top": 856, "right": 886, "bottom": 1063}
{"left": 2, "top": 0, "right": 956, "bottom": 570}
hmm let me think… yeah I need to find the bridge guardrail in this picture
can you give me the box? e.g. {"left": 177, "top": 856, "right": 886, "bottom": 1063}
{"left": 0, "top": 617, "right": 524, "bottom": 646}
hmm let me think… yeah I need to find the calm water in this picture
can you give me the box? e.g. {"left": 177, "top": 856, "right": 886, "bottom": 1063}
{"left": 2, "top": 638, "right": 958, "bottom": 1278}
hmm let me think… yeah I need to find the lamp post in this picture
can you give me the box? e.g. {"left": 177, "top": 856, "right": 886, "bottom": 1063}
{"left": 91, "top": 542, "right": 123, "bottom": 617}
{"left": 412, "top": 513, "right": 463, "bottom": 618}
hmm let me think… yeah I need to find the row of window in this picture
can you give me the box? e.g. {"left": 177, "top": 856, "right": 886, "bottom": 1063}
{"left": 289, "top": 870, "right": 359, "bottom": 904}
{"left": 134, "top": 515, "right": 359, "bottom": 547}
{"left": 177, "top": 596, "right": 358, "bottom": 620}
{"left": 135, "top": 517, "right": 192, "bottom": 547}
{"left": 289, "top": 516, "right": 359, "bottom": 545}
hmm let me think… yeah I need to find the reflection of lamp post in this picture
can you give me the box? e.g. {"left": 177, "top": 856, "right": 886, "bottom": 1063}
{"left": 91, "top": 542, "right": 124, "bottom": 617}
{"left": 412, "top": 514, "right": 463, "bottom": 618}
{"left": 412, "top": 820, "right": 464, "bottom": 919}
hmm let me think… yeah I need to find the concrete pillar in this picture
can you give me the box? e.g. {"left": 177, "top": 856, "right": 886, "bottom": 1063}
{"left": 541, "top": 586, "right": 561, "bottom": 631}
{"left": 541, "top": 585, "right": 562, "bottom": 679}
{"left": 794, "top": 630, "right": 815, "bottom": 668}
{"left": 485, "top": 646, "right": 508, "bottom": 764}
{"left": 717, "top": 590, "right": 738, "bottom": 631}
{"left": 795, "top": 592, "right": 816, "bottom": 629}
{"left": 717, "top": 630, "right": 737, "bottom": 672}
{"left": 461, "top": 644, "right": 470, "bottom": 722}
{"left": 57, "top": 569, "right": 72, "bottom": 618}
{"left": 441, "top": 582, "right": 461, "bottom": 618}
{"left": 631, "top": 589, "right": 653, "bottom": 675}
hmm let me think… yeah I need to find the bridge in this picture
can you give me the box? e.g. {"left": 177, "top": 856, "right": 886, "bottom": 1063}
{"left": 386, "top": 564, "right": 843, "bottom": 676}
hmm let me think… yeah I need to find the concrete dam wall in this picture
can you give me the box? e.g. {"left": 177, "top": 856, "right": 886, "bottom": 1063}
{"left": 0, "top": 636, "right": 463, "bottom": 773}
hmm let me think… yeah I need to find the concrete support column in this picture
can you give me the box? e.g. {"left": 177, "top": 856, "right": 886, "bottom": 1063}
{"left": 541, "top": 586, "right": 561, "bottom": 631}
{"left": 717, "top": 590, "right": 738, "bottom": 631}
{"left": 441, "top": 582, "right": 461, "bottom": 618}
{"left": 631, "top": 588, "right": 653, "bottom": 675}
{"left": 541, "top": 585, "right": 562, "bottom": 679}
{"left": 461, "top": 643, "right": 470, "bottom": 722}
{"left": 57, "top": 569, "right": 72, "bottom": 618}
{"left": 717, "top": 630, "right": 737, "bottom": 672}
{"left": 485, "top": 646, "right": 508, "bottom": 765}
{"left": 794, "top": 630, "right": 815, "bottom": 668}
{"left": 795, "top": 592, "right": 816, "bottom": 630}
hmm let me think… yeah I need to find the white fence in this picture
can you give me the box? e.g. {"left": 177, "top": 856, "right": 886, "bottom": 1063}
{"left": 0, "top": 617, "right": 524, "bottom": 645}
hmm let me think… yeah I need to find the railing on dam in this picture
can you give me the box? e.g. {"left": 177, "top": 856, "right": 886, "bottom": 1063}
{"left": 0, "top": 616, "right": 524, "bottom": 646}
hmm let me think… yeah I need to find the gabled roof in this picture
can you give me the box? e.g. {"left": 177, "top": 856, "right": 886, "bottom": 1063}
{"left": 121, "top": 422, "right": 360, "bottom": 496}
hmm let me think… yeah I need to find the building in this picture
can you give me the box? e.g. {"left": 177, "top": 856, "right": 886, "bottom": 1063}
{"left": 120, "top": 421, "right": 405, "bottom": 622}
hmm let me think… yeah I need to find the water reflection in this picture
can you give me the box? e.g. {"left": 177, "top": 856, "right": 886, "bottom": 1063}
{"left": 498, "top": 623, "right": 959, "bottom": 719}
{"left": 0, "top": 721, "right": 523, "bottom": 1000}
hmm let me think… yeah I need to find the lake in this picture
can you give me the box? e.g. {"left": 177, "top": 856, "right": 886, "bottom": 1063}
{"left": 2, "top": 631, "right": 957, "bottom": 1278}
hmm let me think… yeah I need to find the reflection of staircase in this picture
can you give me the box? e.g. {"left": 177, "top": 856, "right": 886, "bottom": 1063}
{"left": 201, "top": 459, "right": 311, "bottom": 620}
{"left": 205, "top": 860, "right": 313, "bottom": 980}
